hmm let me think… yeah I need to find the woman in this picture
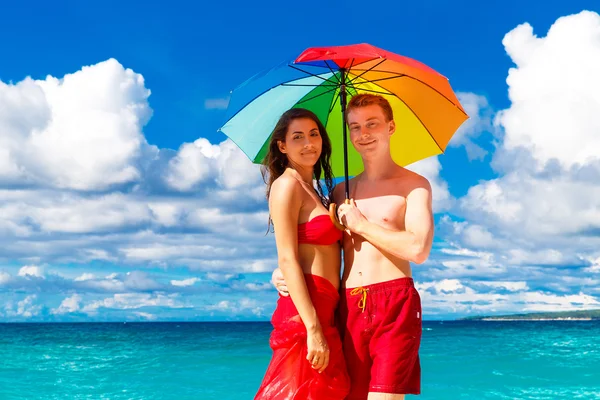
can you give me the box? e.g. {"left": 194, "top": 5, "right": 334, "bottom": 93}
{"left": 254, "top": 108, "right": 350, "bottom": 400}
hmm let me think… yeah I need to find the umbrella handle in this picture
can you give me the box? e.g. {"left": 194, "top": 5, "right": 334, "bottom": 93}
{"left": 328, "top": 199, "right": 350, "bottom": 231}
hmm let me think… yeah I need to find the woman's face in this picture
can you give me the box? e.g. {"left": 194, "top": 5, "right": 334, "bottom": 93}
{"left": 278, "top": 118, "right": 322, "bottom": 169}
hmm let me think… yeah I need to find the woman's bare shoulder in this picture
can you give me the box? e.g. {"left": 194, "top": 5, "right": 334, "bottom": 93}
{"left": 270, "top": 173, "right": 303, "bottom": 208}
{"left": 271, "top": 172, "right": 301, "bottom": 193}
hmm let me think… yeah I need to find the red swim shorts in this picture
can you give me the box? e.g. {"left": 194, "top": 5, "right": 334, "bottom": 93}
{"left": 338, "top": 277, "right": 422, "bottom": 399}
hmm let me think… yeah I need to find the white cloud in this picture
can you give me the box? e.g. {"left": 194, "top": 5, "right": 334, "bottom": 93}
{"left": 74, "top": 273, "right": 97, "bottom": 282}
{"left": 451, "top": 92, "right": 494, "bottom": 160}
{"left": 171, "top": 277, "right": 200, "bottom": 287}
{"left": 213, "top": 139, "right": 264, "bottom": 190}
{"left": 148, "top": 203, "right": 181, "bottom": 227}
{"left": 119, "top": 243, "right": 235, "bottom": 262}
{"left": 82, "top": 249, "right": 116, "bottom": 262}
{"left": 7, "top": 192, "right": 152, "bottom": 234}
{"left": 0, "top": 58, "right": 157, "bottom": 190}
{"left": 71, "top": 271, "right": 160, "bottom": 293}
{"left": 478, "top": 281, "right": 529, "bottom": 292}
{"left": 0, "top": 187, "right": 272, "bottom": 272}
{"left": 244, "top": 282, "right": 273, "bottom": 291}
{"left": 206, "top": 300, "right": 232, "bottom": 311}
{"left": 205, "top": 272, "right": 235, "bottom": 282}
{"left": 0, "top": 60, "right": 320, "bottom": 284}
{"left": 520, "top": 292, "right": 600, "bottom": 312}
{"left": 133, "top": 312, "right": 157, "bottom": 320}
{"left": 164, "top": 138, "right": 263, "bottom": 192}
{"left": 461, "top": 224, "right": 497, "bottom": 249}
{"left": 497, "top": 11, "right": 600, "bottom": 170}
{"left": 164, "top": 138, "right": 218, "bottom": 191}
{"left": 52, "top": 294, "right": 83, "bottom": 314}
{"left": 418, "top": 279, "right": 465, "bottom": 293}
{"left": 82, "top": 293, "right": 185, "bottom": 314}
{"left": 204, "top": 297, "right": 265, "bottom": 317}
{"left": 123, "top": 271, "right": 160, "bottom": 290}
{"left": 186, "top": 208, "right": 269, "bottom": 234}
{"left": 444, "top": 12, "right": 600, "bottom": 281}
{"left": 5, "top": 295, "right": 42, "bottom": 318}
{"left": 417, "top": 279, "right": 600, "bottom": 317}
{"left": 0, "top": 271, "right": 11, "bottom": 285}
{"left": 459, "top": 172, "right": 600, "bottom": 243}
{"left": 18, "top": 265, "right": 44, "bottom": 278}
{"left": 242, "top": 259, "right": 276, "bottom": 273}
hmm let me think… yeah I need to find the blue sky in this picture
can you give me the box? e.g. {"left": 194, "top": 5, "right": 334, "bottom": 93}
{"left": 1, "top": 0, "right": 599, "bottom": 321}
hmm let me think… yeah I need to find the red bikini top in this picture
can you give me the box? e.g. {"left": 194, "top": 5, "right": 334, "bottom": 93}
{"left": 298, "top": 214, "right": 343, "bottom": 246}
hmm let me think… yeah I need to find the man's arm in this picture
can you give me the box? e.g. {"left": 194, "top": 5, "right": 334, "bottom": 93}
{"left": 338, "top": 180, "right": 434, "bottom": 264}
{"left": 272, "top": 268, "right": 288, "bottom": 296}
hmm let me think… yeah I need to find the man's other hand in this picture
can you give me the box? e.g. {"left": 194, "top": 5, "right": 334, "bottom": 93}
{"left": 271, "top": 268, "right": 289, "bottom": 296}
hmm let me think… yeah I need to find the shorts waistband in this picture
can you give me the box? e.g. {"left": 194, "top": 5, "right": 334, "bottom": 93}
{"left": 345, "top": 277, "right": 414, "bottom": 294}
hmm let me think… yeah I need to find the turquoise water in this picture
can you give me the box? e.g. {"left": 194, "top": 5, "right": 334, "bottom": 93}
{"left": 1, "top": 321, "right": 599, "bottom": 399}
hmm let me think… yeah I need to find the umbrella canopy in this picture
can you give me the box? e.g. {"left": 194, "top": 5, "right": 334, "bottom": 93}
{"left": 219, "top": 43, "right": 468, "bottom": 197}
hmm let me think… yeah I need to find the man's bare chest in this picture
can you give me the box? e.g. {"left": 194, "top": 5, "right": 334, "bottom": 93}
{"left": 354, "top": 194, "right": 407, "bottom": 229}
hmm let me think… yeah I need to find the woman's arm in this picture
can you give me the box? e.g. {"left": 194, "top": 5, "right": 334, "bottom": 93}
{"left": 270, "top": 176, "right": 329, "bottom": 371}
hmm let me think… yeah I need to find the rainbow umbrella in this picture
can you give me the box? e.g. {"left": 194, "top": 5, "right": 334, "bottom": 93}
{"left": 219, "top": 43, "right": 468, "bottom": 221}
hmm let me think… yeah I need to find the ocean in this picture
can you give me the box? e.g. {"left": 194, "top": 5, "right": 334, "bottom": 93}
{"left": 1, "top": 321, "right": 599, "bottom": 399}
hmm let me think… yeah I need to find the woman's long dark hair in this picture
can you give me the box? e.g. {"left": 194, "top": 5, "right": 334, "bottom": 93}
{"left": 261, "top": 108, "right": 335, "bottom": 232}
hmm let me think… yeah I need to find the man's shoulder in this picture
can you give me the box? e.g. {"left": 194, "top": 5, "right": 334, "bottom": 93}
{"left": 382, "top": 167, "right": 431, "bottom": 199}
{"left": 397, "top": 167, "right": 431, "bottom": 188}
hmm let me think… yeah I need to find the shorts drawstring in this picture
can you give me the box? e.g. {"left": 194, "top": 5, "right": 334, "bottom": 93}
{"left": 349, "top": 287, "right": 369, "bottom": 313}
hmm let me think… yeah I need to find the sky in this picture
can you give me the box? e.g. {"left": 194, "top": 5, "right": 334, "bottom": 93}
{"left": 1, "top": 0, "right": 599, "bottom": 322}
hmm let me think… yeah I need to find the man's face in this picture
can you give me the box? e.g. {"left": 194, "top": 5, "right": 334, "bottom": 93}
{"left": 347, "top": 104, "right": 395, "bottom": 158}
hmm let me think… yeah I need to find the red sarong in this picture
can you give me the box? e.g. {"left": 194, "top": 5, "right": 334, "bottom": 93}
{"left": 254, "top": 274, "right": 350, "bottom": 400}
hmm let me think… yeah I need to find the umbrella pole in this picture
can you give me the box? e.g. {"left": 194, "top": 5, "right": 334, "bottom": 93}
{"left": 328, "top": 68, "right": 350, "bottom": 231}
{"left": 340, "top": 68, "right": 350, "bottom": 200}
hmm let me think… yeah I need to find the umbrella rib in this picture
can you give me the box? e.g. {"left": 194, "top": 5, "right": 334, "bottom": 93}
{"left": 352, "top": 88, "right": 393, "bottom": 96}
{"left": 345, "top": 80, "right": 360, "bottom": 99}
{"left": 352, "top": 75, "right": 406, "bottom": 85}
{"left": 348, "top": 58, "right": 386, "bottom": 84}
{"left": 355, "top": 79, "right": 445, "bottom": 153}
{"left": 297, "top": 86, "right": 341, "bottom": 105}
{"left": 323, "top": 61, "right": 341, "bottom": 84}
{"left": 328, "top": 90, "right": 341, "bottom": 114}
{"left": 281, "top": 83, "right": 338, "bottom": 87}
{"left": 354, "top": 71, "right": 456, "bottom": 153}
{"left": 289, "top": 64, "right": 336, "bottom": 83}
{"left": 344, "top": 57, "right": 357, "bottom": 73}
{"left": 221, "top": 69, "right": 336, "bottom": 126}
{"left": 404, "top": 76, "right": 468, "bottom": 117}
{"left": 401, "top": 101, "right": 444, "bottom": 153}
{"left": 348, "top": 69, "right": 468, "bottom": 116}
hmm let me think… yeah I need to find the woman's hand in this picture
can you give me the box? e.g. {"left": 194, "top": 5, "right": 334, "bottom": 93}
{"left": 306, "top": 326, "right": 330, "bottom": 373}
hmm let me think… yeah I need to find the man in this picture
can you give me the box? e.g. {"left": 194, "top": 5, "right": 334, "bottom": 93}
{"left": 273, "top": 94, "right": 434, "bottom": 399}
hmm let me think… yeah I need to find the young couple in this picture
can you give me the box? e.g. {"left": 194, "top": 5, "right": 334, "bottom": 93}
{"left": 254, "top": 94, "right": 434, "bottom": 400}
